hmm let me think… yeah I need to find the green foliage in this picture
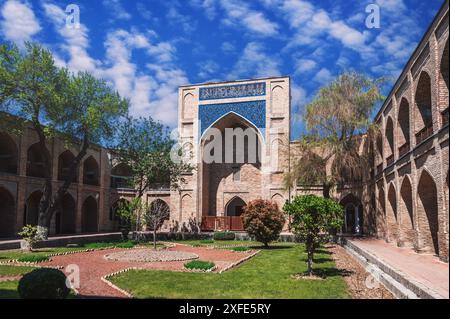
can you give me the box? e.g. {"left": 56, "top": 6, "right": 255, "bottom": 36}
{"left": 184, "top": 260, "right": 215, "bottom": 271}
{"left": 114, "top": 198, "right": 145, "bottom": 232}
{"left": 242, "top": 199, "right": 285, "bottom": 247}
{"left": 18, "top": 225, "right": 39, "bottom": 251}
{"left": 18, "top": 268, "right": 70, "bottom": 299}
{"left": 17, "top": 255, "right": 49, "bottom": 263}
{"left": 199, "top": 239, "right": 214, "bottom": 244}
{"left": 112, "top": 116, "right": 194, "bottom": 196}
{"left": 284, "top": 195, "right": 343, "bottom": 275}
{"left": 285, "top": 72, "right": 385, "bottom": 195}
{"left": 213, "top": 232, "right": 235, "bottom": 241}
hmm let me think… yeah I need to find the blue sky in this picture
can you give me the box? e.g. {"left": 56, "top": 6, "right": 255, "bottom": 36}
{"left": 0, "top": 0, "right": 444, "bottom": 139}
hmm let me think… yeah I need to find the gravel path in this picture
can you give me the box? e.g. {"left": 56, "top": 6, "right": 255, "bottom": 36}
{"left": 38, "top": 244, "right": 254, "bottom": 298}
{"left": 329, "top": 244, "right": 394, "bottom": 299}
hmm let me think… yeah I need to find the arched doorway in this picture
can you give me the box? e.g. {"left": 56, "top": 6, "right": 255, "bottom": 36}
{"left": 399, "top": 177, "right": 414, "bottom": 245}
{"left": 417, "top": 170, "right": 439, "bottom": 255}
{"left": 340, "top": 194, "right": 363, "bottom": 234}
{"left": 397, "top": 98, "right": 410, "bottom": 156}
{"left": 81, "top": 196, "right": 98, "bottom": 233}
{"left": 147, "top": 199, "right": 170, "bottom": 231}
{"left": 200, "top": 112, "right": 262, "bottom": 217}
{"left": 57, "top": 193, "right": 77, "bottom": 234}
{"left": 387, "top": 184, "right": 398, "bottom": 242}
{"left": 58, "top": 150, "right": 77, "bottom": 182}
{"left": 385, "top": 117, "right": 395, "bottom": 165}
{"left": 0, "top": 132, "right": 18, "bottom": 174}
{"left": 225, "top": 197, "right": 246, "bottom": 217}
{"left": 0, "top": 187, "right": 16, "bottom": 238}
{"left": 83, "top": 156, "right": 99, "bottom": 186}
{"left": 25, "top": 191, "right": 42, "bottom": 226}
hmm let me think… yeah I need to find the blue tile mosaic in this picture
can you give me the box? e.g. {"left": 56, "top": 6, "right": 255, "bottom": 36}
{"left": 199, "top": 82, "right": 265, "bottom": 100}
{"left": 199, "top": 100, "right": 266, "bottom": 139}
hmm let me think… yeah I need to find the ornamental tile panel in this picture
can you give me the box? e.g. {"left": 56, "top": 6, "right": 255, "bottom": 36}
{"left": 199, "top": 82, "right": 266, "bottom": 100}
{"left": 199, "top": 100, "right": 266, "bottom": 137}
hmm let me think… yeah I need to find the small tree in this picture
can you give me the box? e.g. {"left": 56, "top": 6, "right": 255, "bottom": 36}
{"left": 18, "top": 225, "right": 39, "bottom": 251}
{"left": 144, "top": 200, "right": 170, "bottom": 250}
{"left": 284, "top": 195, "right": 343, "bottom": 276}
{"left": 242, "top": 199, "right": 286, "bottom": 247}
{"left": 114, "top": 198, "right": 145, "bottom": 240}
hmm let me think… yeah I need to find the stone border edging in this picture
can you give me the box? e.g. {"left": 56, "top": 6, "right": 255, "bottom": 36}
{"left": 219, "top": 250, "right": 260, "bottom": 274}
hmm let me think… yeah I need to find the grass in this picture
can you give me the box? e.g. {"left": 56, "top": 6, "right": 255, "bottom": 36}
{"left": 0, "top": 281, "right": 20, "bottom": 299}
{"left": 110, "top": 243, "right": 350, "bottom": 299}
{"left": 17, "top": 255, "right": 49, "bottom": 263}
{"left": 0, "top": 265, "right": 36, "bottom": 277}
{"left": 184, "top": 260, "right": 215, "bottom": 270}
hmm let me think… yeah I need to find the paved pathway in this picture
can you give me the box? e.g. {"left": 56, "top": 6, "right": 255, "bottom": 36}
{"left": 39, "top": 244, "right": 253, "bottom": 298}
{"left": 348, "top": 238, "right": 449, "bottom": 298}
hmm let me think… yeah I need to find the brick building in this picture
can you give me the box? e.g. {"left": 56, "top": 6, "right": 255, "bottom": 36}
{"left": 0, "top": 0, "right": 448, "bottom": 263}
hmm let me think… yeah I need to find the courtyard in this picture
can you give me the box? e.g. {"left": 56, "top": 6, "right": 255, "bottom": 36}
{"left": 0, "top": 239, "right": 394, "bottom": 299}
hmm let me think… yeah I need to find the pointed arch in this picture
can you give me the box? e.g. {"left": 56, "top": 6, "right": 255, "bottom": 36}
{"left": 83, "top": 156, "right": 99, "bottom": 186}
{"left": 417, "top": 169, "right": 439, "bottom": 255}
{"left": 397, "top": 98, "right": 410, "bottom": 156}
{"left": 57, "top": 193, "right": 77, "bottom": 234}
{"left": 81, "top": 196, "right": 98, "bottom": 233}
{"left": 58, "top": 150, "right": 77, "bottom": 182}
{"left": 399, "top": 176, "right": 414, "bottom": 245}
{"left": 387, "top": 183, "right": 398, "bottom": 241}
{"left": 111, "top": 163, "right": 132, "bottom": 188}
{"left": 339, "top": 194, "right": 363, "bottom": 234}
{"left": 415, "top": 71, "right": 433, "bottom": 136}
{"left": 25, "top": 190, "right": 42, "bottom": 226}
{"left": 0, "top": 187, "right": 16, "bottom": 238}
{"left": 439, "top": 40, "right": 448, "bottom": 113}
{"left": 0, "top": 132, "right": 18, "bottom": 174}
{"left": 385, "top": 116, "right": 395, "bottom": 164}
{"left": 225, "top": 196, "right": 246, "bottom": 217}
{"left": 183, "top": 92, "right": 195, "bottom": 119}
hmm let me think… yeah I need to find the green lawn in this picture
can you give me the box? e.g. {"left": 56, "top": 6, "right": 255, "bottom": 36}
{"left": 110, "top": 243, "right": 350, "bottom": 299}
{"left": 0, "top": 280, "right": 20, "bottom": 299}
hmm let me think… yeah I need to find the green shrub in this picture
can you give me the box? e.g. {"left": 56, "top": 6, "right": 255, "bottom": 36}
{"left": 213, "top": 232, "right": 235, "bottom": 241}
{"left": 199, "top": 239, "right": 214, "bottom": 244}
{"left": 115, "top": 241, "right": 135, "bottom": 248}
{"left": 18, "top": 268, "right": 70, "bottom": 299}
{"left": 18, "top": 225, "right": 39, "bottom": 251}
{"left": 184, "top": 260, "right": 215, "bottom": 271}
{"left": 231, "top": 246, "right": 249, "bottom": 252}
{"left": 17, "top": 255, "right": 49, "bottom": 263}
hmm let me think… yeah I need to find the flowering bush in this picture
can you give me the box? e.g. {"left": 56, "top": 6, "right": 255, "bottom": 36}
{"left": 242, "top": 199, "right": 285, "bottom": 247}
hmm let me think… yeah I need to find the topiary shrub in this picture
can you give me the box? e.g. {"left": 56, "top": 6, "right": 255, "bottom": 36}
{"left": 17, "top": 255, "right": 49, "bottom": 263}
{"left": 184, "top": 260, "right": 215, "bottom": 271}
{"left": 213, "top": 232, "right": 235, "bottom": 240}
{"left": 18, "top": 268, "right": 70, "bottom": 299}
{"left": 242, "top": 199, "right": 286, "bottom": 247}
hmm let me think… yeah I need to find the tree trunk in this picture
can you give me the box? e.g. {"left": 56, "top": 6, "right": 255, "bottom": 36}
{"left": 323, "top": 183, "right": 331, "bottom": 198}
{"left": 153, "top": 229, "right": 157, "bottom": 250}
{"left": 306, "top": 237, "right": 314, "bottom": 276}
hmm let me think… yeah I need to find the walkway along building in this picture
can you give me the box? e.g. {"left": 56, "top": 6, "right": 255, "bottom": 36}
{"left": 0, "top": 1, "right": 448, "bottom": 262}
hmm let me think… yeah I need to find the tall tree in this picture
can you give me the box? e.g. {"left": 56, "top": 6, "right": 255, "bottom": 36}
{"left": 285, "top": 72, "right": 384, "bottom": 197}
{"left": 0, "top": 42, "right": 129, "bottom": 239}
{"left": 112, "top": 116, "right": 193, "bottom": 198}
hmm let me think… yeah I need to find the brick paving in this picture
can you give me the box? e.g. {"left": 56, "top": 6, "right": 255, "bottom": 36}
{"left": 39, "top": 244, "right": 254, "bottom": 298}
{"left": 349, "top": 238, "right": 449, "bottom": 298}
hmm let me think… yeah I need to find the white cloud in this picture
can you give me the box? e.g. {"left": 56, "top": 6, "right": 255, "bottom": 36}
{"left": 197, "top": 60, "right": 220, "bottom": 79}
{"left": 229, "top": 42, "right": 281, "bottom": 79}
{"left": 221, "top": 41, "right": 236, "bottom": 54}
{"left": 102, "top": 0, "right": 131, "bottom": 21}
{"left": 0, "top": 0, "right": 41, "bottom": 46}
{"left": 295, "top": 58, "right": 316, "bottom": 73}
{"left": 313, "top": 68, "right": 333, "bottom": 84}
{"left": 220, "top": 0, "right": 279, "bottom": 36}
{"left": 190, "top": 0, "right": 217, "bottom": 20}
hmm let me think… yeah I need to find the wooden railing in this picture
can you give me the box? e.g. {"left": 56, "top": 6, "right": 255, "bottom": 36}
{"left": 415, "top": 125, "right": 433, "bottom": 145}
{"left": 201, "top": 216, "right": 244, "bottom": 231}
{"left": 386, "top": 154, "right": 394, "bottom": 167}
{"left": 398, "top": 142, "right": 410, "bottom": 158}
